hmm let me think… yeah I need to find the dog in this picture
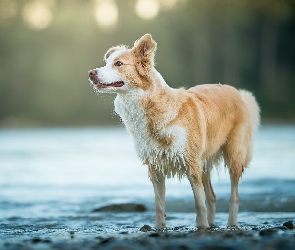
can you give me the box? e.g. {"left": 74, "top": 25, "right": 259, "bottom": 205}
{"left": 88, "top": 34, "right": 260, "bottom": 229}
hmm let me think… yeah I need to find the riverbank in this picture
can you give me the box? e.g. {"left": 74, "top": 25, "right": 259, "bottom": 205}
{"left": 1, "top": 212, "right": 294, "bottom": 250}
{"left": 1, "top": 126, "right": 294, "bottom": 249}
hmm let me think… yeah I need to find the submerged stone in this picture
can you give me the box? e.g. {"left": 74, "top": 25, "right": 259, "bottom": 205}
{"left": 92, "top": 203, "right": 147, "bottom": 213}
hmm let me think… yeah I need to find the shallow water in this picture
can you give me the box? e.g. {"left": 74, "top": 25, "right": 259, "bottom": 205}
{"left": 0, "top": 125, "right": 294, "bottom": 239}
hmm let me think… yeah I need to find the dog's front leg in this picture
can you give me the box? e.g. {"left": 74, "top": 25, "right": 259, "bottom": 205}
{"left": 148, "top": 167, "right": 166, "bottom": 228}
{"left": 187, "top": 168, "right": 209, "bottom": 229}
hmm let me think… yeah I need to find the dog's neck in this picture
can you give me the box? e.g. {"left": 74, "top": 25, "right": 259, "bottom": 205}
{"left": 117, "top": 69, "right": 172, "bottom": 103}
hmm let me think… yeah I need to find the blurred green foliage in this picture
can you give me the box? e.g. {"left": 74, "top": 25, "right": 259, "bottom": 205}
{"left": 0, "top": 0, "right": 294, "bottom": 127}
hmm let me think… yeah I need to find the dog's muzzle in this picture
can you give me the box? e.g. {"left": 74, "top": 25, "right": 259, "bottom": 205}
{"left": 88, "top": 70, "right": 124, "bottom": 88}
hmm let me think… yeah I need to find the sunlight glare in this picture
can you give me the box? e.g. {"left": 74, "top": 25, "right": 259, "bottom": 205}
{"left": 94, "top": 0, "right": 118, "bottom": 30}
{"left": 159, "top": 0, "right": 178, "bottom": 10}
{"left": 23, "top": 1, "right": 53, "bottom": 30}
{"left": 135, "top": 0, "right": 160, "bottom": 20}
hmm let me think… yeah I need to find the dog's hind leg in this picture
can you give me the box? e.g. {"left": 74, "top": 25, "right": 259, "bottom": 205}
{"left": 202, "top": 169, "right": 216, "bottom": 226}
{"left": 228, "top": 170, "right": 240, "bottom": 226}
{"left": 187, "top": 164, "right": 209, "bottom": 229}
{"left": 148, "top": 167, "right": 166, "bottom": 228}
{"left": 225, "top": 123, "right": 251, "bottom": 226}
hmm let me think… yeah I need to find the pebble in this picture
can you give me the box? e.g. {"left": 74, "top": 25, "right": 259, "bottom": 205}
{"left": 139, "top": 224, "right": 152, "bottom": 232}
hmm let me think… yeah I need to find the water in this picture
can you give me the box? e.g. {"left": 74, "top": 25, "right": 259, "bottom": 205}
{"left": 0, "top": 125, "right": 294, "bottom": 239}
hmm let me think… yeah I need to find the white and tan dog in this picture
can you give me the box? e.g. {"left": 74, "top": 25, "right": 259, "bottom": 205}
{"left": 88, "top": 34, "right": 260, "bottom": 229}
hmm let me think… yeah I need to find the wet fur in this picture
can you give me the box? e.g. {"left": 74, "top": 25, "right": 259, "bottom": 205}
{"left": 88, "top": 34, "right": 260, "bottom": 228}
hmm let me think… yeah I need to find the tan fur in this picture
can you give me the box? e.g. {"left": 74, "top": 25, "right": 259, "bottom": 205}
{"left": 138, "top": 83, "right": 258, "bottom": 185}
{"left": 90, "top": 34, "right": 260, "bottom": 228}
{"left": 104, "top": 45, "right": 127, "bottom": 61}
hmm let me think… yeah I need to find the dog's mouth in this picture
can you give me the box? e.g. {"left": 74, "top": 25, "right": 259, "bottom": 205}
{"left": 92, "top": 81, "right": 125, "bottom": 89}
{"left": 88, "top": 70, "right": 124, "bottom": 89}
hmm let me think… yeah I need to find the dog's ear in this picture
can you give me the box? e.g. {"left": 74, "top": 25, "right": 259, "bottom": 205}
{"left": 132, "top": 34, "right": 157, "bottom": 76}
{"left": 104, "top": 45, "right": 127, "bottom": 62}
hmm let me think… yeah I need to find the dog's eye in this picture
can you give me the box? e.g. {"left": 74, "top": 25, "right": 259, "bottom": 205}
{"left": 115, "top": 61, "right": 123, "bottom": 67}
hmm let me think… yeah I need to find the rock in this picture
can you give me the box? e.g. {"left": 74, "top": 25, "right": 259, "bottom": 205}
{"left": 139, "top": 225, "right": 152, "bottom": 232}
{"left": 283, "top": 221, "right": 294, "bottom": 230}
{"left": 92, "top": 203, "right": 147, "bottom": 213}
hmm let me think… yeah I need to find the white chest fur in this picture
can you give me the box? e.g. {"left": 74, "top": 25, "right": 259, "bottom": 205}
{"left": 114, "top": 92, "right": 187, "bottom": 179}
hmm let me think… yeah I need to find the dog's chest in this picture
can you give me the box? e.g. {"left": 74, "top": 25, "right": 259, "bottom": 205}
{"left": 114, "top": 95, "right": 187, "bottom": 177}
{"left": 114, "top": 95, "right": 149, "bottom": 146}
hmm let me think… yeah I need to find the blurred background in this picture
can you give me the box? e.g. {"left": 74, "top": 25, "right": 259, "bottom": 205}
{"left": 0, "top": 1, "right": 295, "bottom": 233}
{"left": 0, "top": 0, "right": 295, "bottom": 127}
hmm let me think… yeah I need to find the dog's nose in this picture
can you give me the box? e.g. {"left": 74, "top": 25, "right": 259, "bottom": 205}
{"left": 88, "top": 70, "right": 97, "bottom": 78}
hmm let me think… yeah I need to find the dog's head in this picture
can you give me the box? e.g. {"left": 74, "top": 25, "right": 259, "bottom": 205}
{"left": 88, "top": 34, "right": 157, "bottom": 93}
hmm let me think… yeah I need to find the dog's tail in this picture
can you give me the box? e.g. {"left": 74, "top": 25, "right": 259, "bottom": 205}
{"left": 239, "top": 90, "right": 260, "bottom": 132}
